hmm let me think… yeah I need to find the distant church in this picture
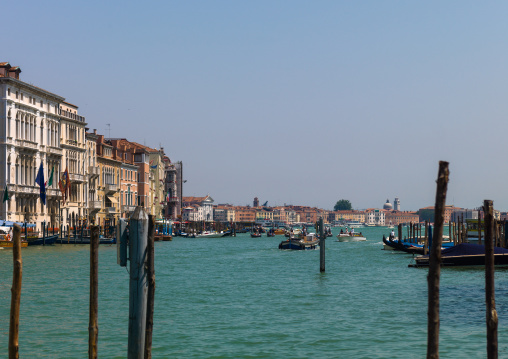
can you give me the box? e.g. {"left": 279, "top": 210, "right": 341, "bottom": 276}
{"left": 383, "top": 198, "right": 401, "bottom": 211}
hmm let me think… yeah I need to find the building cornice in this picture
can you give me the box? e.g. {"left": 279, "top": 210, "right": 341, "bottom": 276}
{"left": 0, "top": 77, "right": 65, "bottom": 102}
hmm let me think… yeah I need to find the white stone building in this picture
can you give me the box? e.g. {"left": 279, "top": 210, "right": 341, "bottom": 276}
{"left": 0, "top": 63, "right": 65, "bottom": 229}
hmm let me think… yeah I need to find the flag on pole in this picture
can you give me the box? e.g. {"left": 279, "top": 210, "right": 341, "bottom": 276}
{"left": 3, "top": 184, "right": 9, "bottom": 203}
{"left": 35, "top": 162, "right": 46, "bottom": 205}
{"left": 47, "top": 166, "right": 54, "bottom": 187}
{"left": 59, "top": 168, "right": 70, "bottom": 205}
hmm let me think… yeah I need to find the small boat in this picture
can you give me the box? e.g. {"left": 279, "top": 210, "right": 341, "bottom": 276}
{"left": 26, "top": 234, "right": 58, "bottom": 246}
{"left": 0, "top": 239, "right": 28, "bottom": 248}
{"left": 273, "top": 228, "right": 285, "bottom": 235}
{"left": 266, "top": 229, "right": 275, "bottom": 237}
{"left": 155, "top": 234, "right": 172, "bottom": 241}
{"left": 0, "top": 227, "right": 28, "bottom": 247}
{"left": 346, "top": 221, "right": 364, "bottom": 228}
{"left": 337, "top": 233, "right": 366, "bottom": 242}
{"left": 410, "top": 243, "right": 508, "bottom": 267}
{"left": 195, "top": 231, "right": 225, "bottom": 238}
{"left": 382, "top": 235, "right": 454, "bottom": 254}
{"left": 55, "top": 236, "right": 116, "bottom": 245}
{"left": 251, "top": 232, "right": 262, "bottom": 238}
{"left": 382, "top": 236, "right": 423, "bottom": 254}
{"left": 279, "top": 233, "right": 319, "bottom": 250}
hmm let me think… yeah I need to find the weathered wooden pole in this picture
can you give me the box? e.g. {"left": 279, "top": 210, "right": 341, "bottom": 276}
{"left": 128, "top": 207, "right": 149, "bottom": 359}
{"left": 9, "top": 224, "right": 22, "bottom": 359}
{"left": 424, "top": 221, "right": 429, "bottom": 256}
{"left": 89, "top": 226, "right": 99, "bottom": 359}
{"left": 484, "top": 200, "right": 498, "bottom": 359}
{"left": 504, "top": 222, "right": 508, "bottom": 249}
{"left": 478, "top": 210, "right": 482, "bottom": 245}
{"left": 427, "top": 161, "right": 449, "bottom": 359}
{"left": 398, "top": 224, "right": 403, "bottom": 243}
{"left": 319, "top": 217, "right": 325, "bottom": 272}
{"left": 144, "top": 216, "right": 156, "bottom": 359}
{"left": 42, "top": 222, "right": 46, "bottom": 246}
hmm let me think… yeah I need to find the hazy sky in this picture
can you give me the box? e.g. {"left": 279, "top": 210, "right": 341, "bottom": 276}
{"left": 6, "top": 1, "right": 508, "bottom": 211}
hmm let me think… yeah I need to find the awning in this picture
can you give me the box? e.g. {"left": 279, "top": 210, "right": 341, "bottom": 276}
{"left": 107, "top": 195, "right": 119, "bottom": 204}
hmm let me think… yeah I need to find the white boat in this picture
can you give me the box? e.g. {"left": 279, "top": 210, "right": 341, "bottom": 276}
{"left": 337, "top": 233, "right": 366, "bottom": 242}
{"left": 196, "top": 231, "right": 225, "bottom": 238}
{"left": 346, "top": 221, "right": 364, "bottom": 228}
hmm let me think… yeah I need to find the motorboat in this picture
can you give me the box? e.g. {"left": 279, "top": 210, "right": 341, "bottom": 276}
{"left": 279, "top": 233, "right": 319, "bottom": 250}
{"left": 196, "top": 231, "right": 226, "bottom": 238}
{"left": 337, "top": 232, "right": 366, "bottom": 242}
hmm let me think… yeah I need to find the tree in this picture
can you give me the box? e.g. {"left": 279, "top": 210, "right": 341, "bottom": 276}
{"left": 334, "top": 199, "right": 352, "bottom": 211}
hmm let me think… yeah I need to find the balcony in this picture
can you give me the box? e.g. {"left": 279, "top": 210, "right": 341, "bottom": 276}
{"left": 122, "top": 205, "right": 136, "bottom": 214}
{"left": 88, "top": 166, "right": 100, "bottom": 178}
{"left": 168, "top": 197, "right": 179, "bottom": 203}
{"left": 59, "top": 109, "right": 86, "bottom": 123}
{"left": 46, "top": 188, "right": 60, "bottom": 197}
{"left": 47, "top": 146, "right": 63, "bottom": 156}
{"left": 15, "top": 139, "right": 38, "bottom": 151}
{"left": 69, "top": 173, "right": 85, "bottom": 183}
{"left": 89, "top": 200, "right": 101, "bottom": 213}
{"left": 106, "top": 206, "right": 119, "bottom": 215}
{"left": 14, "top": 185, "right": 38, "bottom": 195}
{"left": 105, "top": 184, "right": 119, "bottom": 193}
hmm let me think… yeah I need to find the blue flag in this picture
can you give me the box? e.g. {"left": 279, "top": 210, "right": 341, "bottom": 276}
{"left": 35, "top": 162, "right": 46, "bottom": 205}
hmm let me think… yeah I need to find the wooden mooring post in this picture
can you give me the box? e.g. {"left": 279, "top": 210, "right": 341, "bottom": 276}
{"left": 427, "top": 161, "right": 449, "bottom": 359}
{"left": 89, "top": 226, "right": 99, "bottom": 359}
{"left": 484, "top": 200, "right": 498, "bottom": 359}
{"left": 144, "top": 216, "right": 156, "bottom": 359}
{"left": 9, "top": 224, "right": 22, "bottom": 359}
{"left": 128, "top": 207, "right": 149, "bottom": 359}
{"left": 319, "top": 217, "right": 325, "bottom": 272}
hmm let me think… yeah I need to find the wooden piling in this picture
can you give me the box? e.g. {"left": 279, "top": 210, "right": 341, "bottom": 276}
{"left": 427, "top": 161, "right": 449, "bottom": 359}
{"left": 398, "top": 224, "right": 402, "bottom": 243}
{"left": 478, "top": 210, "right": 482, "bottom": 245}
{"left": 145, "top": 216, "right": 156, "bottom": 359}
{"left": 424, "top": 221, "right": 429, "bottom": 255}
{"left": 319, "top": 217, "right": 325, "bottom": 272}
{"left": 484, "top": 200, "right": 498, "bottom": 358}
{"left": 89, "top": 226, "right": 99, "bottom": 359}
{"left": 9, "top": 224, "right": 22, "bottom": 359}
{"left": 128, "top": 207, "right": 149, "bottom": 359}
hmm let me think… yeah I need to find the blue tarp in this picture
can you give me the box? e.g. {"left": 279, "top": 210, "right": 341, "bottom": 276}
{"left": 0, "top": 220, "right": 36, "bottom": 228}
{"left": 441, "top": 243, "right": 508, "bottom": 256}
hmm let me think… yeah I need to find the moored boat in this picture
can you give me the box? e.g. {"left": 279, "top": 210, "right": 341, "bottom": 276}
{"left": 0, "top": 226, "right": 28, "bottom": 247}
{"left": 55, "top": 236, "right": 116, "bottom": 244}
{"left": 26, "top": 234, "right": 58, "bottom": 246}
{"left": 0, "top": 240, "right": 28, "bottom": 248}
{"left": 155, "top": 234, "right": 172, "bottom": 241}
{"left": 410, "top": 243, "right": 508, "bottom": 267}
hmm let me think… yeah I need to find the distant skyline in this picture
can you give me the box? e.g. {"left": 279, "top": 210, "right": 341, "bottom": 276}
{"left": 5, "top": 1, "right": 508, "bottom": 211}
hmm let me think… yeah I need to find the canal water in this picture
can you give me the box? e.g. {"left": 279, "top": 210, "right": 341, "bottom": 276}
{"left": 1, "top": 226, "right": 508, "bottom": 358}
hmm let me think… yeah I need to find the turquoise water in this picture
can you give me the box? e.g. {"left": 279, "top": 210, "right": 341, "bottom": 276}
{"left": 1, "top": 226, "right": 508, "bottom": 358}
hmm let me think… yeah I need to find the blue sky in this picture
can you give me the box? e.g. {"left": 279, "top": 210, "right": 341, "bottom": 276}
{"left": 6, "top": 1, "right": 508, "bottom": 210}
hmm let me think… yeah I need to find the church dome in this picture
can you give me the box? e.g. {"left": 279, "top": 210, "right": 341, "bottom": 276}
{"left": 383, "top": 199, "right": 393, "bottom": 210}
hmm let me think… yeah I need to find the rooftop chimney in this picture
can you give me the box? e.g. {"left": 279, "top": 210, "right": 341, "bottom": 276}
{"left": 8, "top": 66, "right": 21, "bottom": 80}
